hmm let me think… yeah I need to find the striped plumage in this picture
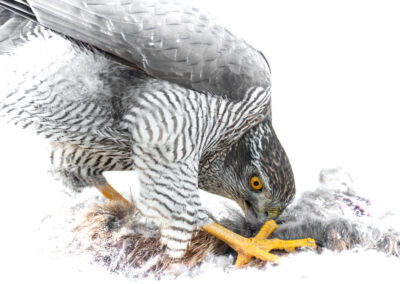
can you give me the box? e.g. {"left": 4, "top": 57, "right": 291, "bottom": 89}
{"left": 0, "top": 0, "right": 295, "bottom": 258}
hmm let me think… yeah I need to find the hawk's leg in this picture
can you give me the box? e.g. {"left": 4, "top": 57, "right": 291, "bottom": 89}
{"left": 127, "top": 141, "right": 209, "bottom": 258}
{"left": 202, "top": 220, "right": 316, "bottom": 267}
{"left": 94, "top": 182, "right": 132, "bottom": 209}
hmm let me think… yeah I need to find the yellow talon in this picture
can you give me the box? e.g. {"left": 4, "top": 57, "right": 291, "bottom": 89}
{"left": 95, "top": 183, "right": 133, "bottom": 209}
{"left": 202, "top": 220, "right": 316, "bottom": 267}
{"left": 253, "top": 237, "right": 316, "bottom": 252}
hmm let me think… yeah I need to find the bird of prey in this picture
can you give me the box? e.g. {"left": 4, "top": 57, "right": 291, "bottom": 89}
{"left": 0, "top": 0, "right": 315, "bottom": 266}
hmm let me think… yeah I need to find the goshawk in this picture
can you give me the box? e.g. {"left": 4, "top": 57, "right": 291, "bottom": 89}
{"left": 0, "top": 0, "right": 315, "bottom": 266}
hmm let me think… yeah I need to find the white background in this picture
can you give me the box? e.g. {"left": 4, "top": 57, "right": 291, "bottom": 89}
{"left": 1, "top": 0, "right": 400, "bottom": 283}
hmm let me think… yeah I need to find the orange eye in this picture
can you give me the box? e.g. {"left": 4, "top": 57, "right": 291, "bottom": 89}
{"left": 250, "top": 176, "right": 263, "bottom": 191}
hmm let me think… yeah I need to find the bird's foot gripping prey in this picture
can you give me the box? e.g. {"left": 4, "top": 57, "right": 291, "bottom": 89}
{"left": 202, "top": 219, "right": 316, "bottom": 267}
{"left": 100, "top": 182, "right": 316, "bottom": 267}
{"left": 0, "top": 0, "right": 317, "bottom": 268}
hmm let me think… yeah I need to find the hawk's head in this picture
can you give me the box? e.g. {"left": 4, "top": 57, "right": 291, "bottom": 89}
{"left": 218, "top": 119, "right": 295, "bottom": 226}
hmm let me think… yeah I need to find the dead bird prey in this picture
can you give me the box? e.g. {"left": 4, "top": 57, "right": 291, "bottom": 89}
{"left": 71, "top": 168, "right": 400, "bottom": 274}
{"left": 0, "top": 0, "right": 315, "bottom": 265}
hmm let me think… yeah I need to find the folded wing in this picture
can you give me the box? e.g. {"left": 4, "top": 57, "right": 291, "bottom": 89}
{"left": 3, "top": 0, "right": 271, "bottom": 100}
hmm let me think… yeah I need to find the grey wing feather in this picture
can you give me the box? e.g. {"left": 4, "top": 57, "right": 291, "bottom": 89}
{"left": 21, "top": 0, "right": 271, "bottom": 100}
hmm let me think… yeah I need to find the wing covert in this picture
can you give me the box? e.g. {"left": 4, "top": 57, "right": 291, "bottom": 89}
{"left": 25, "top": 0, "right": 271, "bottom": 100}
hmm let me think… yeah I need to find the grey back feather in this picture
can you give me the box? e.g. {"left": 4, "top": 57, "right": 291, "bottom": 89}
{"left": 20, "top": 0, "right": 271, "bottom": 100}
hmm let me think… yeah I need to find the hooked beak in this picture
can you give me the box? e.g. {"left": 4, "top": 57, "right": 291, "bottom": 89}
{"left": 240, "top": 200, "right": 280, "bottom": 222}
{"left": 266, "top": 207, "right": 280, "bottom": 219}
